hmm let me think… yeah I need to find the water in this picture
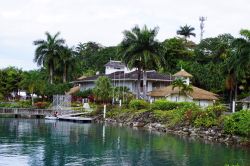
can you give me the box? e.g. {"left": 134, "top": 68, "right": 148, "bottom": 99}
{"left": 0, "top": 119, "right": 249, "bottom": 166}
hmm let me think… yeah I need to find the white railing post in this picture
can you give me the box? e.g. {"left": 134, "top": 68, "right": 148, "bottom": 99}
{"left": 103, "top": 104, "right": 106, "bottom": 119}
{"left": 232, "top": 100, "right": 236, "bottom": 113}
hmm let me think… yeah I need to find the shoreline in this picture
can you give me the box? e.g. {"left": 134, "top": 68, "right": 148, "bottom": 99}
{"left": 98, "top": 117, "right": 250, "bottom": 149}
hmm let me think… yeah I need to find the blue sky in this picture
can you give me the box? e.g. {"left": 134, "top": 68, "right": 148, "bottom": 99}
{"left": 0, "top": 0, "right": 250, "bottom": 70}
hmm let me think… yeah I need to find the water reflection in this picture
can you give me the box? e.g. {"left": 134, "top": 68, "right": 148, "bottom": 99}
{"left": 0, "top": 118, "right": 249, "bottom": 166}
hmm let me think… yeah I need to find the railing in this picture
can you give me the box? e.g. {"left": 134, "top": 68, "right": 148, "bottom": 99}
{"left": 0, "top": 108, "right": 78, "bottom": 116}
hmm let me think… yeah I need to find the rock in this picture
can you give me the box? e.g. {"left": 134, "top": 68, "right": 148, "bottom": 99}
{"left": 182, "top": 127, "right": 189, "bottom": 132}
{"left": 190, "top": 131, "right": 197, "bottom": 137}
{"left": 133, "top": 122, "right": 145, "bottom": 127}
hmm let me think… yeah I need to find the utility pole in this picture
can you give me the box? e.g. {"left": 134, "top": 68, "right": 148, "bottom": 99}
{"left": 199, "top": 16, "right": 207, "bottom": 41}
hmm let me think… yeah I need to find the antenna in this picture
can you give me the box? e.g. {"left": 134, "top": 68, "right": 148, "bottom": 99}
{"left": 199, "top": 16, "right": 207, "bottom": 41}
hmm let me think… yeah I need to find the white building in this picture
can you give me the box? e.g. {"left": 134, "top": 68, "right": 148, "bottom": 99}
{"left": 105, "top": 60, "right": 136, "bottom": 74}
{"left": 71, "top": 61, "right": 173, "bottom": 96}
{"left": 148, "top": 69, "right": 218, "bottom": 107}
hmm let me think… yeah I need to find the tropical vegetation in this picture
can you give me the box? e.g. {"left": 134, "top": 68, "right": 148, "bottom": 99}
{"left": 1, "top": 25, "right": 250, "bottom": 109}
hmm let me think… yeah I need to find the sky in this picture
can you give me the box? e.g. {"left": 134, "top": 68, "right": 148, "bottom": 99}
{"left": 0, "top": 0, "right": 250, "bottom": 70}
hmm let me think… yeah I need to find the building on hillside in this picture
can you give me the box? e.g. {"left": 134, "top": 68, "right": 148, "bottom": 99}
{"left": 105, "top": 60, "right": 136, "bottom": 74}
{"left": 148, "top": 69, "right": 219, "bottom": 107}
{"left": 238, "top": 96, "right": 250, "bottom": 110}
{"left": 70, "top": 60, "right": 174, "bottom": 97}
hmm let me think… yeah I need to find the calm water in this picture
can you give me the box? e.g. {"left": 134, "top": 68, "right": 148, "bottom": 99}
{"left": 0, "top": 119, "right": 249, "bottom": 166}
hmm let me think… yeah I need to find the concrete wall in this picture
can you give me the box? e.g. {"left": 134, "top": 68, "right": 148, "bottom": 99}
{"left": 166, "top": 94, "right": 193, "bottom": 102}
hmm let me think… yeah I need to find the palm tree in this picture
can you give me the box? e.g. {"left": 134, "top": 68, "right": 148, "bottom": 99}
{"left": 177, "top": 25, "right": 196, "bottom": 41}
{"left": 172, "top": 78, "right": 186, "bottom": 101}
{"left": 33, "top": 32, "right": 65, "bottom": 84}
{"left": 181, "top": 84, "right": 193, "bottom": 95}
{"left": 58, "top": 46, "right": 76, "bottom": 83}
{"left": 227, "top": 29, "right": 250, "bottom": 101}
{"left": 119, "top": 25, "right": 164, "bottom": 99}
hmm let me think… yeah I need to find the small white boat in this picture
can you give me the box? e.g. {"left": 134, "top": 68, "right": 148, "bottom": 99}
{"left": 45, "top": 116, "right": 59, "bottom": 120}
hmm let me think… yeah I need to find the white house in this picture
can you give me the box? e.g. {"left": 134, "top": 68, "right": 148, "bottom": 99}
{"left": 148, "top": 69, "right": 218, "bottom": 107}
{"left": 104, "top": 60, "right": 136, "bottom": 74}
{"left": 70, "top": 61, "right": 174, "bottom": 96}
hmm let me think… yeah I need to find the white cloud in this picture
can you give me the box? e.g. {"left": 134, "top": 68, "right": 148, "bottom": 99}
{"left": 0, "top": 0, "right": 250, "bottom": 70}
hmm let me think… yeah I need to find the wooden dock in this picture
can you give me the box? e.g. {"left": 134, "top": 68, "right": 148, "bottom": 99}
{"left": 58, "top": 116, "right": 93, "bottom": 123}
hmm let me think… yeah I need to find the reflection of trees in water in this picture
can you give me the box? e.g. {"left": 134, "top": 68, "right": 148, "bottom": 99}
{"left": 0, "top": 119, "right": 250, "bottom": 166}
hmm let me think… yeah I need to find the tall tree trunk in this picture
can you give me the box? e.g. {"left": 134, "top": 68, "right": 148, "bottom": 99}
{"left": 234, "top": 81, "right": 238, "bottom": 101}
{"left": 49, "top": 66, "right": 53, "bottom": 84}
{"left": 143, "top": 70, "right": 147, "bottom": 100}
{"left": 31, "top": 94, "right": 34, "bottom": 106}
{"left": 63, "top": 64, "right": 67, "bottom": 83}
{"left": 136, "top": 67, "right": 141, "bottom": 99}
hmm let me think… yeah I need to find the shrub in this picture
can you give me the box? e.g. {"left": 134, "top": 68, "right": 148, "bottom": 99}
{"left": 151, "top": 100, "right": 198, "bottom": 111}
{"left": 206, "top": 105, "right": 227, "bottom": 117}
{"left": 129, "top": 99, "right": 149, "bottom": 110}
{"left": 17, "top": 100, "right": 32, "bottom": 108}
{"left": 34, "top": 102, "right": 49, "bottom": 109}
{"left": 151, "top": 100, "right": 179, "bottom": 110}
{"left": 194, "top": 111, "right": 217, "bottom": 128}
{"left": 223, "top": 110, "right": 250, "bottom": 137}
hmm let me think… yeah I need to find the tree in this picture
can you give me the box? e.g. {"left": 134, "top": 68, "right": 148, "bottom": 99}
{"left": 162, "top": 37, "right": 194, "bottom": 73}
{"left": 226, "top": 29, "right": 250, "bottom": 101}
{"left": 58, "top": 46, "right": 76, "bottom": 83}
{"left": 20, "top": 70, "right": 41, "bottom": 105}
{"left": 119, "top": 25, "right": 164, "bottom": 99}
{"left": 33, "top": 32, "right": 65, "bottom": 84}
{"left": 177, "top": 25, "right": 196, "bottom": 41}
{"left": 172, "top": 78, "right": 186, "bottom": 100}
{"left": 195, "top": 34, "right": 234, "bottom": 64}
{"left": 0, "top": 67, "right": 22, "bottom": 100}
{"left": 172, "top": 78, "right": 193, "bottom": 101}
{"left": 93, "top": 76, "right": 112, "bottom": 103}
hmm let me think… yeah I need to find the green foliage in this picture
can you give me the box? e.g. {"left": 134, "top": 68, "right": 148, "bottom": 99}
{"left": 33, "top": 32, "right": 65, "bottom": 84}
{"left": 151, "top": 100, "right": 179, "bottom": 110}
{"left": 129, "top": 99, "right": 149, "bottom": 110}
{"left": 93, "top": 76, "right": 112, "bottom": 102}
{"left": 151, "top": 100, "right": 197, "bottom": 111}
{"left": 44, "top": 83, "right": 71, "bottom": 97}
{"left": 0, "top": 67, "right": 22, "bottom": 99}
{"left": 223, "top": 110, "right": 250, "bottom": 137}
{"left": 193, "top": 105, "right": 226, "bottom": 128}
{"left": 0, "top": 100, "right": 32, "bottom": 108}
{"left": 75, "top": 89, "right": 93, "bottom": 98}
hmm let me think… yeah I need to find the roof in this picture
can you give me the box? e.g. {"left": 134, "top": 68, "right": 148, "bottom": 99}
{"left": 72, "top": 70, "right": 173, "bottom": 83}
{"left": 77, "top": 75, "right": 87, "bottom": 80}
{"left": 66, "top": 86, "right": 80, "bottom": 95}
{"left": 173, "top": 69, "right": 193, "bottom": 78}
{"left": 239, "top": 96, "right": 250, "bottom": 103}
{"left": 148, "top": 85, "right": 218, "bottom": 100}
{"left": 105, "top": 60, "right": 125, "bottom": 68}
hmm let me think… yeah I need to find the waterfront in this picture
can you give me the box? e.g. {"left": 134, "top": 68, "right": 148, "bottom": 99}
{"left": 0, "top": 118, "right": 249, "bottom": 166}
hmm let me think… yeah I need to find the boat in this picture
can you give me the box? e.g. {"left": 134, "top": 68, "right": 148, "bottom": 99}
{"left": 45, "top": 116, "right": 59, "bottom": 120}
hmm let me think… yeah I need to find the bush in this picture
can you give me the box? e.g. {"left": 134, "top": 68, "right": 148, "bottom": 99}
{"left": 129, "top": 99, "right": 149, "bottom": 110}
{"left": 34, "top": 102, "right": 49, "bottom": 109}
{"left": 206, "top": 105, "right": 227, "bottom": 117}
{"left": 151, "top": 100, "right": 198, "bottom": 111}
{"left": 223, "top": 110, "right": 250, "bottom": 137}
{"left": 75, "top": 89, "right": 93, "bottom": 98}
{"left": 151, "top": 100, "right": 179, "bottom": 110}
{"left": 17, "top": 100, "right": 32, "bottom": 108}
{"left": 193, "top": 105, "right": 226, "bottom": 128}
